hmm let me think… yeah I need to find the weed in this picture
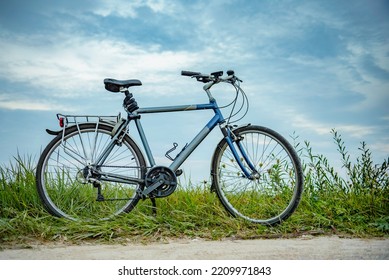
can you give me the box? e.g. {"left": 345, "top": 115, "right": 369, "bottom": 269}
{"left": 0, "top": 130, "right": 388, "bottom": 246}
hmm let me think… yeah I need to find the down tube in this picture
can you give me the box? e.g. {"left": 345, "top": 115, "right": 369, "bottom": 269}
{"left": 169, "top": 114, "right": 221, "bottom": 171}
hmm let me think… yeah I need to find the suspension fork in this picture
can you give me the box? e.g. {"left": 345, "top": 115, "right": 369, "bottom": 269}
{"left": 223, "top": 125, "right": 258, "bottom": 179}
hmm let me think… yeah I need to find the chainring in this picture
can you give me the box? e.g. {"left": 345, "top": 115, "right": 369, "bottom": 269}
{"left": 145, "top": 166, "right": 177, "bottom": 198}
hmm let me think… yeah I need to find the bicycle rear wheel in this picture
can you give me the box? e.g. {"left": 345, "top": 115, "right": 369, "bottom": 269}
{"left": 211, "top": 125, "right": 303, "bottom": 225}
{"left": 36, "top": 123, "right": 146, "bottom": 221}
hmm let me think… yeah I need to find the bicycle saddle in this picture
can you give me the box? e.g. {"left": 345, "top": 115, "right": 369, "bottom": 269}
{"left": 104, "top": 78, "right": 142, "bottom": 92}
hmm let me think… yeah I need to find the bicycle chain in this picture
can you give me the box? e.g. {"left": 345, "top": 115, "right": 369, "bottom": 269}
{"left": 98, "top": 165, "right": 142, "bottom": 169}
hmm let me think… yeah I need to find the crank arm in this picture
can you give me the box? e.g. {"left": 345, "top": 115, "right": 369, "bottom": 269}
{"left": 140, "top": 177, "right": 165, "bottom": 196}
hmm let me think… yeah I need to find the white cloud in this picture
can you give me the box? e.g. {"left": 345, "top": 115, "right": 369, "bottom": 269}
{"left": 0, "top": 94, "right": 71, "bottom": 111}
{"left": 92, "top": 0, "right": 176, "bottom": 18}
{"left": 371, "top": 141, "right": 389, "bottom": 155}
{"left": 0, "top": 32, "right": 201, "bottom": 98}
{"left": 382, "top": 116, "right": 389, "bottom": 121}
{"left": 284, "top": 109, "right": 376, "bottom": 138}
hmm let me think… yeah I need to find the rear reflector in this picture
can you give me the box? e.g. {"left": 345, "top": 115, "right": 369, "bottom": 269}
{"left": 59, "top": 117, "right": 64, "bottom": 128}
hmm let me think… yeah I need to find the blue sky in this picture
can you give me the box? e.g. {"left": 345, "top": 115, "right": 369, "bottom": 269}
{"left": 0, "top": 0, "right": 388, "bottom": 183}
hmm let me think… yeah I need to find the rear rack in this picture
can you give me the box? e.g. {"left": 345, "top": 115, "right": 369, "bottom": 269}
{"left": 57, "top": 113, "right": 121, "bottom": 128}
{"left": 55, "top": 113, "right": 125, "bottom": 163}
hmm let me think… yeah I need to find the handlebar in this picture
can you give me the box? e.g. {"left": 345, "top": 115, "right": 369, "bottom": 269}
{"left": 181, "top": 70, "right": 242, "bottom": 84}
{"left": 181, "top": 70, "right": 201, "bottom": 77}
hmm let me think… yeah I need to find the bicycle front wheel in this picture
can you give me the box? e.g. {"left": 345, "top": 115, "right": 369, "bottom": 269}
{"left": 211, "top": 125, "right": 303, "bottom": 225}
{"left": 36, "top": 123, "right": 146, "bottom": 221}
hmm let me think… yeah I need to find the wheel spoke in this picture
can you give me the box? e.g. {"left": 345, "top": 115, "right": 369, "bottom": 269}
{"left": 36, "top": 124, "right": 145, "bottom": 221}
{"left": 212, "top": 126, "right": 303, "bottom": 225}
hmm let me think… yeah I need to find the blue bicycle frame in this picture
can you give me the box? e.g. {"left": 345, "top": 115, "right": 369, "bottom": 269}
{"left": 133, "top": 100, "right": 221, "bottom": 169}
{"left": 92, "top": 82, "right": 258, "bottom": 189}
{"left": 128, "top": 99, "right": 256, "bottom": 180}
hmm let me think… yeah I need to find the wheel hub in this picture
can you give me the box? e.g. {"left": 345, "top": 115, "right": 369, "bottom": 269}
{"left": 76, "top": 165, "right": 101, "bottom": 184}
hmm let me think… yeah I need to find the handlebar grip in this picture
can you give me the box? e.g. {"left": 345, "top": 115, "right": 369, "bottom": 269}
{"left": 181, "top": 70, "right": 201, "bottom": 77}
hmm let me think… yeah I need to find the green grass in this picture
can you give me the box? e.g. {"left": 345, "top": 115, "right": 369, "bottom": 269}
{"left": 1, "top": 130, "right": 388, "bottom": 248}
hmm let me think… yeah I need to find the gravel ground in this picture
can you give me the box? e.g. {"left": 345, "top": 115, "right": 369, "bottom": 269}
{"left": 1, "top": 236, "right": 388, "bottom": 260}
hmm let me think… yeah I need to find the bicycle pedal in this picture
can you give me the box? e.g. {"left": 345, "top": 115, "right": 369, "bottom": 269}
{"left": 175, "top": 169, "right": 183, "bottom": 177}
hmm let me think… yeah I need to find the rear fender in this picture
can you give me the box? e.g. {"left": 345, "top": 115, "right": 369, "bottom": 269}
{"left": 46, "top": 129, "right": 61, "bottom": 136}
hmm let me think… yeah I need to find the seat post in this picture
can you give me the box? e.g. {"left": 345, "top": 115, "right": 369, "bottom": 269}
{"left": 122, "top": 90, "right": 139, "bottom": 113}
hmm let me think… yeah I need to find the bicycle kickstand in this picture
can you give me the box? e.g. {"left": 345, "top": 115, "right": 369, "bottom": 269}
{"left": 150, "top": 197, "right": 157, "bottom": 216}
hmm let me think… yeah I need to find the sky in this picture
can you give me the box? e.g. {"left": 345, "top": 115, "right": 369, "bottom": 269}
{"left": 0, "top": 0, "right": 388, "bottom": 184}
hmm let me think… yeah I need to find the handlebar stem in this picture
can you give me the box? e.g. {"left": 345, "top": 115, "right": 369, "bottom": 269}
{"left": 202, "top": 74, "right": 239, "bottom": 101}
{"left": 203, "top": 80, "right": 215, "bottom": 91}
{"left": 203, "top": 86, "right": 216, "bottom": 102}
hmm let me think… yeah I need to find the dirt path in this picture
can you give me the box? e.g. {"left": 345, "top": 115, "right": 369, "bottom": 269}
{"left": 1, "top": 236, "right": 388, "bottom": 259}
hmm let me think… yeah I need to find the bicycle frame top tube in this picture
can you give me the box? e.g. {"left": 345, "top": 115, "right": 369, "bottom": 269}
{"left": 134, "top": 85, "right": 219, "bottom": 115}
{"left": 130, "top": 99, "right": 225, "bottom": 172}
{"left": 135, "top": 102, "right": 218, "bottom": 114}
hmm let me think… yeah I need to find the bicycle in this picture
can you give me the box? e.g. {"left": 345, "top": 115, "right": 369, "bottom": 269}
{"left": 36, "top": 70, "right": 303, "bottom": 225}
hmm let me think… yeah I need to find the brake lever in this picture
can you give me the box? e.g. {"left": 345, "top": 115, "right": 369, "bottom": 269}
{"left": 224, "top": 75, "right": 243, "bottom": 83}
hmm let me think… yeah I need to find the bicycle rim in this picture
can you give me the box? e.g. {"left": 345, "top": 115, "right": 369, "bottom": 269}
{"left": 212, "top": 126, "right": 303, "bottom": 225}
{"left": 37, "top": 124, "right": 145, "bottom": 221}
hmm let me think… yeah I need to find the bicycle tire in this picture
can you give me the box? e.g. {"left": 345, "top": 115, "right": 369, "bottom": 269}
{"left": 36, "top": 123, "right": 146, "bottom": 221}
{"left": 211, "top": 125, "right": 303, "bottom": 225}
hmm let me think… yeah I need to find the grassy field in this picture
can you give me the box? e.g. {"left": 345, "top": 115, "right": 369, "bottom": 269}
{"left": 0, "top": 129, "right": 388, "bottom": 248}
